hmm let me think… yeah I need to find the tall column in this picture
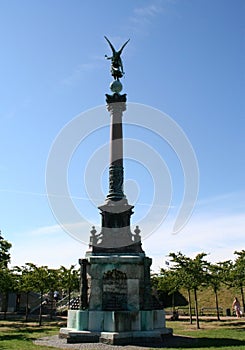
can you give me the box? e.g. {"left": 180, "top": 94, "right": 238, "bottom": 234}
{"left": 93, "top": 92, "right": 143, "bottom": 254}
{"left": 107, "top": 99, "right": 126, "bottom": 201}
{"left": 90, "top": 37, "right": 144, "bottom": 254}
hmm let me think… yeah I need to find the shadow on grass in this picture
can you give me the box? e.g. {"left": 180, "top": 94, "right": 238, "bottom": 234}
{"left": 162, "top": 335, "right": 245, "bottom": 348}
{"left": 0, "top": 326, "right": 53, "bottom": 333}
{"left": 219, "top": 321, "right": 245, "bottom": 327}
{"left": 128, "top": 335, "right": 245, "bottom": 348}
{"left": 0, "top": 327, "right": 55, "bottom": 343}
{"left": 0, "top": 333, "right": 29, "bottom": 342}
{"left": 2, "top": 334, "right": 245, "bottom": 349}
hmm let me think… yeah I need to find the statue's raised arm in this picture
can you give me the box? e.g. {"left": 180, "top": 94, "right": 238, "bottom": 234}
{"left": 104, "top": 36, "right": 130, "bottom": 80}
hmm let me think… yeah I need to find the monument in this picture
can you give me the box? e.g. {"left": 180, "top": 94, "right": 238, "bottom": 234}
{"left": 59, "top": 37, "right": 172, "bottom": 345}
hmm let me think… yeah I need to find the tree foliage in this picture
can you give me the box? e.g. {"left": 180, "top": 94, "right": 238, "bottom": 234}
{"left": 167, "top": 252, "right": 210, "bottom": 328}
{"left": 58, "top": 265, "right": 79, "bottom": 307}
{"left": 0, "top": 232, "right": 13, "bottom": 319}
{"left": 207, "top": 263, "right": 224, "bottom": 320}
{"left": 0, "top": 267, "right": 15, "bottom": 319}
{"left": 0, "top": 231, "right": 12, "bottom": 268}
{"left": 232, "top": 250, "right": 245, "bottom": 310}
{"left": 152, "top": 268, "right": 188, "bottom": 309}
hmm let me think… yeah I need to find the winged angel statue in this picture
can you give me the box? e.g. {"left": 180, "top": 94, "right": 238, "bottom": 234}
{"left": 104, "top": 36, "right": 130, "bottom": 80}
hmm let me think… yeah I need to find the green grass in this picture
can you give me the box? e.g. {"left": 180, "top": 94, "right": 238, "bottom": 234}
{"left": 0, "top": 317, "right": 244, "bottom": 349}
{"left": 0, "top": 320, "right": 60, "bottom": 350}
{"left": 163, "top": 318, "right": 245, "bottom": 350}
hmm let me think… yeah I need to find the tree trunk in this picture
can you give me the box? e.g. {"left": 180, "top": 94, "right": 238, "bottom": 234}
{"left": 50, "top": 290, "right": 54, "bottom": 320}
{"left": 39, "top": 292, "right": 43, "bottom": 327}
{"left": 16, "top": 292, "right": 21, "bottom": 312}
{"left": 68, "top": 289, "right": 71, "bottom": 309}
{"left": 194, "top": 288, "right": 200, "bottom": 329}
{"left": 187, "top": 289, "right": 193, "bottom": 324}
{"left": 214, "top": 288, "right": 220, "bottom": 321}
{"left": 240, "top": 285, "right": 245, "bottom": 312}
{"left": 3, "top": 292, "right": 8, "bottom": 320}
{"left": 25, "top": 292, "right": 29, "bottom": 322}
{"left": 172, "top": 292, "right": 175, "bottom": 312}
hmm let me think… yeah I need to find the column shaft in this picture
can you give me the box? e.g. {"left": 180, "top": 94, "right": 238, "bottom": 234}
{"left": 107, "top": 102, "right": 126, "bottom": 201}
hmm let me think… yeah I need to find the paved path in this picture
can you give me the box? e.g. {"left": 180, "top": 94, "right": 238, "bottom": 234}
{"left": 34, "top": 334, "right": 195, "bottom": 349}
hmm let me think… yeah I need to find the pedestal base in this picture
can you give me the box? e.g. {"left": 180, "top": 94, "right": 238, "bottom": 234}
{"left": 59, "top": 329, "right": 100, "bottom": 343}
{"left": 100, "top": 329, "right": 172, "bottom": 345}
{"left": 60, "top": 328, "right": 173, "bottom": 345}
{"left": 59, "top": 309, "right": 173, "bottom": 344}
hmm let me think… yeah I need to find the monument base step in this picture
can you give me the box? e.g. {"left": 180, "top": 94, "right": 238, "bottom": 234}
{"left": 59, "top": 327, "right": 173, "bottom": 345}
{"left": 100, "top": 329, "right": 173, "bottom": 345}
{"left": 59, "top": 328, "right": 100, "bottom": 343}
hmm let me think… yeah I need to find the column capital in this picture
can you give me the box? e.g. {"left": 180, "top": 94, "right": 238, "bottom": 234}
{"left": 107, "top": 102, "right": 126, "bottom": 117}
{"left": 105, "top": 93, "right": 127, "bottom": 104}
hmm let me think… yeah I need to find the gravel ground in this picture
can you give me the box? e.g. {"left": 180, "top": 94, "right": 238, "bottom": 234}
{"left": 34, "top": 334, "right": 195, "bottom": 349}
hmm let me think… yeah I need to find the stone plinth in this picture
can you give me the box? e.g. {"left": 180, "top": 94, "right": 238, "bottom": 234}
{"left": 60, "top": 253, "right": 172, "bottom": 344}
{"left": 60, "top": 309, "right": 172, "bottom": 345}
{"left": 86, "top": 254, "right": 152, "bottom": 311}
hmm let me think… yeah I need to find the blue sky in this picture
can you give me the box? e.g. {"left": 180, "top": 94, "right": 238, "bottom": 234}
{"left": 0, "top": 0, "right": 244, "bottom": 271}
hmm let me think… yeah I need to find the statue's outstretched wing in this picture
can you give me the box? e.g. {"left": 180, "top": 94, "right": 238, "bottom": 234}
{"left": 104, "top": 36, "right": 116, "bottom": 55}
{"left": 118, "top": 39, "right": 130, "bottom": 55}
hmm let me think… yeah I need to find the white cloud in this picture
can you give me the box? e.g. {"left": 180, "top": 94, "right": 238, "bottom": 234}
{"left": 10, "top": 225, "right": 87, "bottom": 269}
{"left": 26, "top": 224, "right": 61, "bottom": 236}
{"left": 144, "top": 209, "right": 245, "bottom": 272}
{"left": 9, "top": 191, "right": 245, "bottom": 272}
{"left": 125, "top": 1, "right": 164, "bottom": 34}
{"left": 62, "top": 61, "right": 102, "bottom": 86}
{"left": 196, "top": 190, "right": 245, "bottom": 210}
{"left": 133, "top": 4, "right": 162, "bottom": 20}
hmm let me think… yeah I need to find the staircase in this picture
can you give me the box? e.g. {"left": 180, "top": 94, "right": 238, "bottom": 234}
{"left": 55, "top": 293, "right": 80, "bottom": 314}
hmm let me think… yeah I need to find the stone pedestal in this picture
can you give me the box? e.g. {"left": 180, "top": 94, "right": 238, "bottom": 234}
{"left": 60, "top": 309, "right": 171, "bottom": 344}
{"left": 87, "top": 254, "right": 152, "bottom": 311}
{"left": 60, "top": 254, "right": 172, "bottom": 344}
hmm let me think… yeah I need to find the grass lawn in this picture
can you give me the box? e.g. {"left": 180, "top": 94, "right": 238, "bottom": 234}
{"left": 0, "top": 317, "right": 244, "bottom": 349}
{"left": 0, "top": 319, "right": 61, "bottom": 350}
{"left": 164, "top": 318, "right": 245, "bottom": 350}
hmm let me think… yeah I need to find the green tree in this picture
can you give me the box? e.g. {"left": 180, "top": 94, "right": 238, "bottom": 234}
{"left": 168, "top": 253, "right": 195, "bottom": 324}
{"left": 13, "top": 264, "right": 37, "bottom": 321}
{"left": 232, "top": 250, "right": 245, "bottom": 311}
{"left": 207, "top": 263, "right": 224, "bottom": 320}
{"left": 216, "top": 260, "right": 233, "bottom": 287}
{"left": 47, "top": 268, "right": 60, "bottom": 319}
{"left": 0, "top": 267, "right": 15, "bottom": 319}
{"left": 25, "top": 263, "right": 50, "bottom": 326}
{"left": 152, "top": 268, "right": 180, "bottom": 310}
{"left": 14, "top": 264, "right": 61, "bottom": 321}
{"left": 0, "top": 231, "right": 12, "bottom": 268}
{"left": 59, "top": 265, "right": 79, "bottom": 308}
{"left": 0, "top": 232, "right": 13, "bottom": 318}
{"left": 169, "top": 252, "right": 209, "bottom": 329}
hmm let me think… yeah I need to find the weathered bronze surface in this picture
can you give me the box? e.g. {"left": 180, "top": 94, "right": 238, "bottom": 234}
{"left": 104, "top": 36, "right": 130, "bottom": 80}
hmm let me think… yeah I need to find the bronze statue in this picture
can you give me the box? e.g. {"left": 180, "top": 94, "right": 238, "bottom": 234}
{"left": 104, "top": 36, "right": 130, "bottom": 80}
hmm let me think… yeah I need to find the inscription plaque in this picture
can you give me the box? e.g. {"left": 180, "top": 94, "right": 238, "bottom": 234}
{"left": 102, "top": 269, "right": 127, "bottom": 310}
